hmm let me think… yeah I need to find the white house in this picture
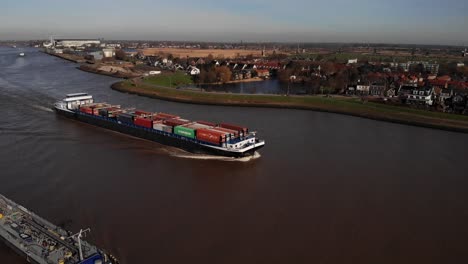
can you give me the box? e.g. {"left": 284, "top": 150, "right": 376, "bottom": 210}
{"left": 406, "top": 87, "right": 434, "bottom": 106}
{"left": 187, "top": 66, "right": 200, "bottom": 75}
{"left": 356, "top": 83, "right": 370, "bottom": 95}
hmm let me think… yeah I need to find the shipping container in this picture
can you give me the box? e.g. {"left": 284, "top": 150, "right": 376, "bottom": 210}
{"left": 98, "top": 107, "right": 119, "bottom": 117}
{"left": 135, "top": 110, "right": 153, "bottom": 116}
{"left": 184, "top": 123, "right": 213, "bottom": 130}
{"left": 174, "top": 126, "right": 196, "bottom": 139}
{"left": 153, "top": 123, "right": 173, "bottom": 133}
{"left": 196, "top": 128, "right": 227, "bottom": 145}
{"left": 85, "top": 103, "right": 110, "bottom": 109}
{"left": 79, "top": 107, "right": 93, "bottom": 114}
{"left": 98, "top": 108, "right": 109, "bottom": 117}
{"left": 134, "top": 117, "right": 153, "bottom": 128}
{"left": 116, "top": 113, "right": 135, "bottom": 124}
{"left": 196, "top": 120, "right": 217, "bottom": 127}
{"left": 164, "top": 118, "right": 190, "bottom": 127}
{"left": 155, "top": 112, "right": 179, "bottom": 119}
{"left": 212, "top": 127, "right": 239, "bottom": 137}
{"left": 219, "top": 123, "right": 248, "bottom": 134}
{"left": 107, "top": 108, "right": 123, "bottom": 118}
{"left": 92, "top": 107, "right": 105, "bottom": 116}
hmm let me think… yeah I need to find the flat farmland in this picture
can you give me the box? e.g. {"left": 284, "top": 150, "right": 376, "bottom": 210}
{"left": 140, "top": 48, "right": 264, "bottom": 58}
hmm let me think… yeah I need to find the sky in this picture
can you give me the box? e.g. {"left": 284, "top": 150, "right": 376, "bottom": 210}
{"left": 1, "top": 0, "right": 467, "bottom": 45}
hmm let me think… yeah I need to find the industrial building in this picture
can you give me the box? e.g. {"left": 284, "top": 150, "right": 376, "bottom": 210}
{"left": 54, "top": 39, "right": 101, "bottom": 48}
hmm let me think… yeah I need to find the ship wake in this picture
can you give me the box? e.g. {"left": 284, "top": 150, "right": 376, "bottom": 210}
{"left": 170, "top": 151, "right": 261, "bottom": 162}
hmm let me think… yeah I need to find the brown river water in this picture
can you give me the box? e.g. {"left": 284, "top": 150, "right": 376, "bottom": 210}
{"left": 1, "top": 47, "right": 468, "bottom": 264}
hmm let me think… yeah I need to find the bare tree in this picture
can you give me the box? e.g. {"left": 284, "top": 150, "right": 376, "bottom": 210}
{"left": 115, "top": 49, "right": 126, "bottom": 60}
{"left": 215, "top": 66, "right": 232, "bottom": 84}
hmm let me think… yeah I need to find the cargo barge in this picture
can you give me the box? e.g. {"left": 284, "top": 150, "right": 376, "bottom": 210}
{"left": 54, "top": 93, "right": 265, "bottom": 158}
{"left": 0, "top": 193, "right": 119, "bottom": 264}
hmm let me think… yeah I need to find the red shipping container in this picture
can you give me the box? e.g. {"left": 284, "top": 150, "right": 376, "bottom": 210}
{"left": 196, "top": 120, "right": 216, "bottom": 127}
{"left": 164, "top": 118, "right": 190, "bottom": 127}
{"left": 155, "top": 112, "right": 179, "bottom": 119}
{"left": 219, "top": 123, "right": 248, "bottom": 134}
{"left": 80, "top": 107, "right": 93, "bottom": 114}
{"left": 212, "top": 127, "right": 239, "bottom": 137}
{"left": 134, "top": 117, "right": 153, "bottom": 128}
{"left": 135, "top": 110, "right": 153, "bottom": 116}
{"left": 197, "top": 128, "right": 226, "bottom": 144}
{"left": 196, "top": 129, "right": 226, "bottom": 144}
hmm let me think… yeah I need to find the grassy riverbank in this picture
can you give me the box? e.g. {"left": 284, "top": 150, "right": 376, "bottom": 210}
{"left": 144, "top": 72, "right": 193, "bottom": 87}
{"left": 112, "top": 79, "right": 468, "bottom": 133}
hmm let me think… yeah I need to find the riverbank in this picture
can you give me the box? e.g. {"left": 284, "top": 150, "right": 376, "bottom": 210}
{"left": 214, "top": 78, "right": 266, "bottom": 85}
{"left": 79, "top": 64, "right": 140, "bottom": 79}
{"left": 111, "top": 80, "right": 468, "bottom": 133}
{"left": 43, "top": 51, "right": 86, "bottom": 63}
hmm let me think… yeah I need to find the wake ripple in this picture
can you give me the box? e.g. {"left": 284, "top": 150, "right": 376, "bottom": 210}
{"left": 171, "top": 151, "right": 261, "bottom": 162}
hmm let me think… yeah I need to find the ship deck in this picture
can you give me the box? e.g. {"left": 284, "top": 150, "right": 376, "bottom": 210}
{"left": 0, "top": 194, "right": 105, "bottom": 264}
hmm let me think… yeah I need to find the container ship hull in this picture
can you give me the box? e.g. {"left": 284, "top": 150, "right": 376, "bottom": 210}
{"left": 55, "top": 106, "right": 264, "bottom": 158}
{"left": 0, "top": 194, "right": 119, "bottom": 264}
{"left": 0, "top": 234, "right": 41, "bottom": 264}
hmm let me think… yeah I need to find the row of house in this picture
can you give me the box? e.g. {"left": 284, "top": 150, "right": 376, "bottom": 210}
{"left": 147, "top": 56, "right": 283, "bottom": 79}
{"left": 347, "top": 81, "right": 468, "bottom": 112}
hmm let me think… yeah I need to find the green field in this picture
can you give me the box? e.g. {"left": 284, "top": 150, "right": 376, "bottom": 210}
{"left": 143, "top": 72, "right": 193, "bottom": 87}
{"left": 295, "top": 52, "right": 461, "bottom": 63}
{"left": 112, "top": 79, "right": 468, "bottom": 132}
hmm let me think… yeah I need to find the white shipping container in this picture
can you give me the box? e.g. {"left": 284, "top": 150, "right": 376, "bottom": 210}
{"left": 153, "top": 123, "right": 173, "bottom": 133}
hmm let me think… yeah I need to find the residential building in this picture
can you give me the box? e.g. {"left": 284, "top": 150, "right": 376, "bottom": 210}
{"left": 346, "top": 85, "right": 357, "bottom": 95}
{"left": 369, "top": 83, "right": 386, "bottom": 96}
{"left": 406, "top": 87, "right": 434, "bottom": 106}
{"left": 386, "top": 84, "right": 397, "bottom": 97}
{"left": 398, "top": 85, "right": 415, "bottom": 101}
{"left": 187, "top": 66, "right": 200, "bottom": 75}
{"left": 356, "top": 83, "right": 370, "bottom": 95}
{"left": 390, "top": 61, "right": 439, "bottom": 74}
{"left": 256, "top": 69, "right": 270, "bottom": 78}
{"left": 439, "top": 88, "right": 453, "bottom": 104}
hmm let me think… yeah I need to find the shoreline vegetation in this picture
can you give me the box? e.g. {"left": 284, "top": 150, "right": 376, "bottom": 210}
{"left": 111, "top": 77, "right": 468, "bottom": 134}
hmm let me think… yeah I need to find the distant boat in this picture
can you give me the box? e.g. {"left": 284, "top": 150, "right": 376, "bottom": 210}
{"left": 12, "top": 45, "right": 16, "bottom": 48}
{"left": 18, "top": 52, "right": 25, "bottom": 57}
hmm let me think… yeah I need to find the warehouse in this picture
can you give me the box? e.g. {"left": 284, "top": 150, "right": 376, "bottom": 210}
{"left": 54, "top": 39, "right": 101, "bottom": 48}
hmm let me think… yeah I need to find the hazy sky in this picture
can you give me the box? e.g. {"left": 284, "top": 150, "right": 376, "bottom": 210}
{"left": 1, "top": 0, "right": 467, "bottom": 45}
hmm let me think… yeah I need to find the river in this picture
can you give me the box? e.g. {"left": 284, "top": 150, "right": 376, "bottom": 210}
{"left": 1, "top": 47, "right": 468, "bottom": 264}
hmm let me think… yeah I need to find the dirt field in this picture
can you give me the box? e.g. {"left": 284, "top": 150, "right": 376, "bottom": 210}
{"left": 140, "top": 48, "right": 265, "bottom": 58}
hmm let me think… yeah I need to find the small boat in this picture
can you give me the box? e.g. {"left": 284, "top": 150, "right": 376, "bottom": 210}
{"left": 18, "top": 52, "right": 25, "bottom": 57}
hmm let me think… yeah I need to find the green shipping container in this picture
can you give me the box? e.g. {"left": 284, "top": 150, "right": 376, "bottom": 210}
{"left": 174, "top": 126, "right": 196, "bottom": 139}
